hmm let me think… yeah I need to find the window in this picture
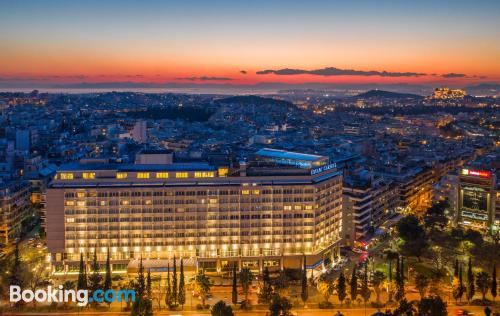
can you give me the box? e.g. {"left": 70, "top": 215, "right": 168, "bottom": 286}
{"left": 156, "top": 172, "right": 169, "bottom": 179}
{"left": 116, "top": 172, "right": 128, "bottom": 179}
{"left": 137, "top": 172, "right": 150, "bottom": 179}
{"left": 76, "top": 192, "right": 86, "bottom": 198}
{"left": 82, "top": 172, "right": 96, "bottom": 179}
{"left": 175, "top": 172, "right": 188, "bottom": 178}
{"left": 66, "top": 218, "right": 75, "bottom": 223}
{"left": 218, "top": 167, "right": 229, "bottom": 177}
{"left": 284, "top": 205, "right": 292, "bottom": 211}
{"left": 194, "top": 171, "right": 214, "bottom": 178}
{"left": 60, "top": 173, "right": 74, "bottom": 180}
{"left": 241, "top": 190, "right": 250, "bottom": 195}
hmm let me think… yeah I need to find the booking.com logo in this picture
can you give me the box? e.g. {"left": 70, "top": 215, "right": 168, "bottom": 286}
{"left": 10, "top": 285, "right": 136, "bottom": 306}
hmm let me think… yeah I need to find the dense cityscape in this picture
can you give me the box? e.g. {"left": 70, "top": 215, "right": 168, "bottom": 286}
{"left": 0, "top": 86, "right": 498, "bottom": 315}
{"left": 1, "top": 1, "right": 499, "bottom": 315}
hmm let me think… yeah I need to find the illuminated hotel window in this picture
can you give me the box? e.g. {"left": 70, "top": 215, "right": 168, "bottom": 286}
{"left": 294, "top": 205, "right": 302, "bottom": 210}
{"left": 156, "top": 172, "right": 169, "bottom": 179}
{"left": 65, "top": 201, "right": 75, "bottom": 206}
{"left": 76, "top": 192, "right": 86, "bottom": 198}
{"left": 218, "top": 167, "right": 229, "bottom": 177}
{"left": 137, "top": 172, "right": 150, "bottom": 179}
{"left": 241, "top": 190, "right": 250, "bottom": 195}
{"left": 82, "top": 172, "right": 96, "bottom": 179}
{"left": 209, "top": 199, "right": 218, "bottom": 204}
{"left": 252, "top": 190, "right": 260, "bottom": 195}
{"left": 66, "top": 218, "right": 75, "bottom": 223}
{"left": 116, "top": 172, "right": 128, "bottom": 179}
{"left": 284, "top": 205, "right": 292, "bottom": 211}
{"left": 305, "top": 205, "right": 313, "bottom": 210}
{"left": 77, "top": 201, "right": 86, "bottom": 207}
{"left": 194, "top": 171, "right": 215, "bottom": 178}
{"left": 60, "top": 173, "right": 74, "bottom": 180}
{"left": 175, "top": 172, "right": 189, "bottom": 178}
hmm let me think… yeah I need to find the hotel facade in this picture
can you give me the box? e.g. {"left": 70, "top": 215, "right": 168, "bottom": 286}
{"left": 46, "top": 150, "right": 343, "bottom": 274}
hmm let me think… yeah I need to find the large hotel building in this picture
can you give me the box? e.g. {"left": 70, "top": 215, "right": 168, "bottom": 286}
{"left": 46, "top": 149, "right": 343, "bottom": 274}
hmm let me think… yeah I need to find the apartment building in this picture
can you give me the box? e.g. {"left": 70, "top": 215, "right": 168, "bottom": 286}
{"left": 0, "top": 180, "right": 32, "bottom": 245}
{"left": 342, "top": 173, "right": 398, "bottom": 246}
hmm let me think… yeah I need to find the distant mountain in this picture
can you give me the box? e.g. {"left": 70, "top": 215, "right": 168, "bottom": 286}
{"left": 216, "top": 95, "right": 294, "bottom": 107}
{"left": 464, "top": 83, "right": 500, "bottom": 97}
{"left": 354, "top": 89, "right": 423, "bottom": 99}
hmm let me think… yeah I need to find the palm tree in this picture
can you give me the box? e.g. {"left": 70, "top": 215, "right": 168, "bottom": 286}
{"left": 194, "top": 271, "right": 211, "bottom": 307}
{"left": 372, "top": 271, "right": 386, "bottom": 304}
{"left": 317, "top": 278, "right": 334, "bottom": 303}
{"left": 239, "top": 267, "right": 253, "bottom": 302}
{"left": 62, "top": 280, "right": 76, "bottom": 308}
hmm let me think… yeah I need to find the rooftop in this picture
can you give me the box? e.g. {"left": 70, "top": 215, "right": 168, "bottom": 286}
{"left": 58, "top": 162, "right": 216, "bottom": 172}
{"left": 255, "top": 148, "right": 326, "bottom": 162}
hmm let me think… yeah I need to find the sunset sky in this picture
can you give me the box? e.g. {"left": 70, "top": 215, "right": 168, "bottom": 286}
{"left": 1, "top": 0, "right": 499, "bottom": 88}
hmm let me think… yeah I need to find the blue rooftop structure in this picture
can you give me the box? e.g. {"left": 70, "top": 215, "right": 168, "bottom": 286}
{"left": 255, "top": 148, "right": 328, "bottom": 169}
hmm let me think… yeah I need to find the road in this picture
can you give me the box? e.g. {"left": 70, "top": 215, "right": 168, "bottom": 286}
{"left": 2, "top": 305, "right": 494, "bottom": 316}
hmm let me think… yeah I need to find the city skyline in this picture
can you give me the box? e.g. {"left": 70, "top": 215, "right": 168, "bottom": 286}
{"left": 1, "top": 0, "right": 500, "bottom": 90}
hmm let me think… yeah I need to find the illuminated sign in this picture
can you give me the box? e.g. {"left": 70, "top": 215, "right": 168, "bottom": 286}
{"left": 461, "top": 168, "right": 491, "bottom": 178}
{"left": 311, "top": 163, "right": 336, "bottom": 175}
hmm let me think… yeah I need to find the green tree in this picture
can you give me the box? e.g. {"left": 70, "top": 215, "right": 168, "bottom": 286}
{"left": 453, "top": 263, "right": 465, "bottom": 302}
{"left": 232, "top": 264, "right": 238, "bottom": 304}
{"left": 135, "top": 257, "right": 146, "bottom": 297}
{"left": 393, "top": 298, "right": 416, "bottom": 316}
{"left": 454, "top": 258, "right": 459, "bottom": 278}
{"left": 417, "top": 295, "right": 447, "bottom": 316}
{"left": 395, "top": 256, "right": 405, "bottom": 302}
{"left": 104, "top": 249, "right": 112, "bottom": 303}
{"left": 172, "top": 256, "right": 178, "bottom": 306}
{"left": 132, "top": 257, "right": 153, "bottom": 316}
{"left": 61, "top": 280, "right": 76, "bottom": 308}
{"left": 386, "top": 250, "right": 398, "bottom": 302}
{"left": 194, "top": 271, "right": 211, "bottom": 306}
{"left": 317, "top": 278, "right": 334, "bottom": 303}
{"left": 476, "top": 271, "right": 490, "bottom": 301}
{"left": 239, "top": 267, "right": 253, "bottom": 302}
{"left": 372, "top": 270, "right": 386, "bottom": 304}
{"left": 361, "top": 264, "right": 371, "bottom": 305}
{"left": 485, "top": 306, "right": 492, "bottom": 316}
{"left": 165, "top": 263, "right": 173, "bottom": 309}
{"left": 88, "top": 252, "right": 102, "bottom": 304}
{"left": 77, "top": 252, "right": 87, "bottom": 290}
{"left": 178, "top": 258, "right": 185, "bottom": 308}
{"left": 259, "top": 266, "right": 273, "bottom": 303}
{"left": 301, "top": 255, "right": 308, "bottom": 306}
{"left": 491, "top": 264, "right": 496, "bottom": 301}
{"left": 269, "top": 294, "right": 292, "bottom": 316}
{"left": 337, "top": 271, "right": 347, "bottom": 306}
{"left": 274, "top": 270, "right": 290, "bottom": 295}
{"left": 211, "top": 300, "right": 234, "bottom": 316}
{"left": 350, "top": 266, "right": 358, "bottom": 302}
{"left": 397, "top": 215, "right": 428, "bottom": 261}
{"left": 8, "top": 243, "right": 25, "bottom": 288}
{"left": 467, "top": 257, "right": 475, "bottom": 302}
{"left": 415, "top": 273, "right": 430, "bottom": 299}
{"left": 146, "top": 268, "right": 152, "bottom": 298}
